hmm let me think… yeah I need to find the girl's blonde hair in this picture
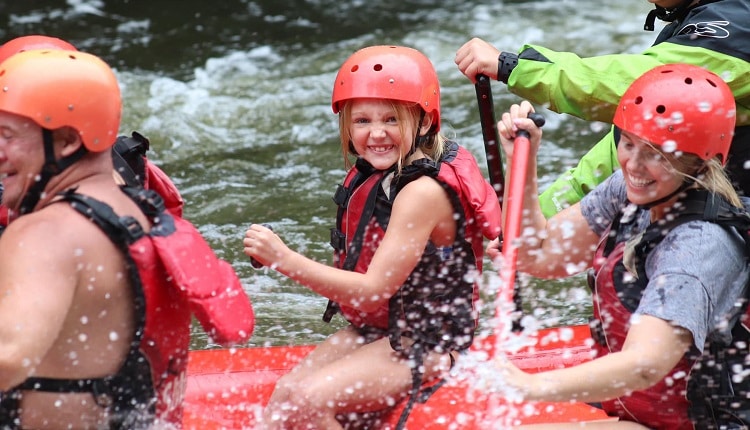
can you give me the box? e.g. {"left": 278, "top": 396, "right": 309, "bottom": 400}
{"left": 337, "top": 100, "right": 446, "bottom": 173}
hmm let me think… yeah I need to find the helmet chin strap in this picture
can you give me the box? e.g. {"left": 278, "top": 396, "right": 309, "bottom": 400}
{"left": 637, "top": 178, "right": 695, "bottom": 210}
{"left": 406, "top": 110, "right": 427, "bottom": 159}
{"left": 644, "top": 0, "right": 696, "bottom": 31}
{"left": 19, "top": 128, "right": 88, "bottom": 215}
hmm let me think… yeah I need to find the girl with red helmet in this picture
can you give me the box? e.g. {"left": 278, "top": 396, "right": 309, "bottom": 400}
{"left": 488, "top": 64, "right": 750, "bottom": 429}
{"left": 244, "top": 45, "right": 501, "bottom": 429}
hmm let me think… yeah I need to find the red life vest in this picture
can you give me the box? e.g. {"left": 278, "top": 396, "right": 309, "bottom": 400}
{"left": 112, "top": 131, "right": 185, "bottom": 217}
{"left": 326, "top": 142, "right": 501, "bottom": 429}
{"left": 327, "top": 142, "right": 501, "bottom": 331}
{"left": 591, "top": 238, "right": 694, "bottom": 430}
{"left": 2, "top": 188, "right": 253, "bottom": 428}
{"left": 590, "top": 189, "right": 750, "bottom": 429}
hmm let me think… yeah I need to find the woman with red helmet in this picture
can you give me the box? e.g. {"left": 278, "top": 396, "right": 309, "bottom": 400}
{"left": 487, "top": 64, "right": 750, "bottom": 429}
{"left": 244, "top": 45, "right": 501, "bottom": 429}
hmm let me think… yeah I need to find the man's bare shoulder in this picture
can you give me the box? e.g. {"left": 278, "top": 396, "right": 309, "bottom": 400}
{"left": 0, "top": 203, "right": 102, "bottom": 251}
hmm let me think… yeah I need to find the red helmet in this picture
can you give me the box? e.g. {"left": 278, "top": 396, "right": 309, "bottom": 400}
{"left": 613, "top": 63, "right": 735, "bottom": 164}
{"left": 332, "top": 45, "right": 441, "bottom": 131}
{"left": 0, "top": 49, "right": 121, "bottom": 152}
{"left": 0, "top": 35, "right": 77, "bottom": 64}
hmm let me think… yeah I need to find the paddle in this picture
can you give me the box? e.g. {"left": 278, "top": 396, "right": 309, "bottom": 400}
{"left": 475, "top": 75, "right": 545, "bottom": 427}
{"left": 474, "top": 75, "right": 544, "bottom": 340}
{"left": 475, "top": 75, "right": 505, "bottom": 202}
{"left": 497, "top": 114, "right": 543, "bottom": 345}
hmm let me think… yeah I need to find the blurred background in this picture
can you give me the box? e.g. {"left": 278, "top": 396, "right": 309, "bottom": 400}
{"left": 0, "top": 0, "right": 655, "bottom": 348}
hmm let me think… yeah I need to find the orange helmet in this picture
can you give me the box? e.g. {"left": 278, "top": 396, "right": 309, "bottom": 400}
{"left": 0, "top": 49, "right": 121, "bottom": 152}
{"left": 332, "top": 45, "right": 441, "bottom": 131}
{"left": 613, "top": 63, "right": 735, "bottom": 164}
{"left": 0, "top": 35, "right": 77, "bottom": 64}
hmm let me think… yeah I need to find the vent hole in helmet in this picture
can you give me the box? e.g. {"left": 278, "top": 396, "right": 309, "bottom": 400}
{"left": 656, "top": 105, "right": 666, "bottom": 114}
{"left": 706, "top": 79, "right": 717, "bottom": 88}
{"left": 684, "top": 77, "right": 693, "bottom": 85}
{"left": 350, "top": 65, "right": 359, "bottom": 73}
{"left": 373, "top": 64, "right": 383, "bottom": 71}
{"left": 634, "top": 96, "right": 643, "bottom": 105}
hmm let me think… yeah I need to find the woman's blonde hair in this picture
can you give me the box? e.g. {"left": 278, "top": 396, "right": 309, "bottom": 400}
{"left": 337, "top": 100, "right": 446, "bottom": 173}
{"left": 670, "top": 152, "right": 741, "bottom": 208}
{"left": 623, "top": 151, "right": 742, "bottom": 276}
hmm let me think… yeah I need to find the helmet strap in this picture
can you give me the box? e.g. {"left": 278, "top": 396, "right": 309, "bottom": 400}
{"left": 404, "top": 109, "right": 427, "bottom": 159}
{"left": 644, "top": 0, "right": 696, "bottom": 31}
{"left": 409, "top": 110, "right": 435, "bottom": 159}
{"left": 19, "top": 128, "right": 88, "bottom": 215}
{"left": 637, "top": 178, "right": 695, "bottom": 210}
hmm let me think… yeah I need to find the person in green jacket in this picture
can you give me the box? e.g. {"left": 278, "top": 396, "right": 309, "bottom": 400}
{"left": 455, "top": 0, "right": 750, "bottom": 217}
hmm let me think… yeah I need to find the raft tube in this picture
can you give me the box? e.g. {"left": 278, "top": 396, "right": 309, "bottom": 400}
{"left": 183, "top": 324, "right": 612, "bottom": 428}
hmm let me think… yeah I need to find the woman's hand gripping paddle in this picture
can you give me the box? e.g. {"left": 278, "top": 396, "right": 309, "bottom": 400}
{"left": 474, "top": 75, "right": 544, "bottom": 347}
{"left": 497, "top": 112, "right": 544, "bottom": 345}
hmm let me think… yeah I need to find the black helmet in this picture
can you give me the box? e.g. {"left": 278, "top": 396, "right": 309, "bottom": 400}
{"left": 644, "top": 0, "right": 696, "bottom": 31}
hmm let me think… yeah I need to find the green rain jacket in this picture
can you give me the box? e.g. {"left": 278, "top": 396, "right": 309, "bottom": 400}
{"left": 500, "top": 0, "right": 750, "bottom": 217}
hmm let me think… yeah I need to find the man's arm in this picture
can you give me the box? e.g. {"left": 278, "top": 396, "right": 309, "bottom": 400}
{"left": 508, "top": 42, "right": 750, "bottom": 125}
{"left": 507, "top": 46, "right": 663, "bottom": 122}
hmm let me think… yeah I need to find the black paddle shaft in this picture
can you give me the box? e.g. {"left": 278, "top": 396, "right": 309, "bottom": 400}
{"left": 474, "top": 75, "right": 545, "bottom": 204}
{"left": 475, "top": 75, "right": 505, "bottom": 202}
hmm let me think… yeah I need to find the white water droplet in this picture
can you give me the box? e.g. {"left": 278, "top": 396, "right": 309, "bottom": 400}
{"left": 661, "top": 140, "right": 677, "bottom": 153}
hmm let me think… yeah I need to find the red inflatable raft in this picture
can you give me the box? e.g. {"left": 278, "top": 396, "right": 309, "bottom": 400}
{"left": 182, "top": 324, "right": 613, "bottom": 429}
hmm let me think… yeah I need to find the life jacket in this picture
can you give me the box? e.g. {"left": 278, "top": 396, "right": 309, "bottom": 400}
{"left": 0, "top": 187, "right": 254, "bottom": 429}
{"left": 326, "top": 141, "right": 501, "bottom": 429}
{"left": 589, "top": 189, "right": 750, "bottom": 430}
{"left": 112, "top": 131, "right": 185, "bottom": 218}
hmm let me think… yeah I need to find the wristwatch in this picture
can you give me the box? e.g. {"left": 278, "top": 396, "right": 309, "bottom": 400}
{"left": 497, "top": 51, "right": 519, "bottom": 84}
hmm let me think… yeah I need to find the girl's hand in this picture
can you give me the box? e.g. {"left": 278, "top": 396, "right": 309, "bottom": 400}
{"left": 243, "top": 223, "right": 289, "bottom": 269}
{"left": 486, "top": 237, "right": 502, "bottom": 267}
{"left": 497, "top": 101, "right": 543, "bottom": 160}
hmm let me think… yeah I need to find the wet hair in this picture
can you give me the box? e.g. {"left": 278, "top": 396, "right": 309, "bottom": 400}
{"left": 623, "top": 150, "right": 741, "bottom": 276}
{"left": 337, "top": 100, "right": 446, "bottom": 173}
{"left": 668, "top": 152, "right": 742, "bottom": 208}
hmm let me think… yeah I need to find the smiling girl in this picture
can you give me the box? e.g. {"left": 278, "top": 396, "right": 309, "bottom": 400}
{"left": 243, "top": 45, "right": 501, "bottom": 429}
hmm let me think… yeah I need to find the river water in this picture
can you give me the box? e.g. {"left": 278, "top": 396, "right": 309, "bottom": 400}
{"left": 2, "top": 0, "right": 657, "bottom": 348}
